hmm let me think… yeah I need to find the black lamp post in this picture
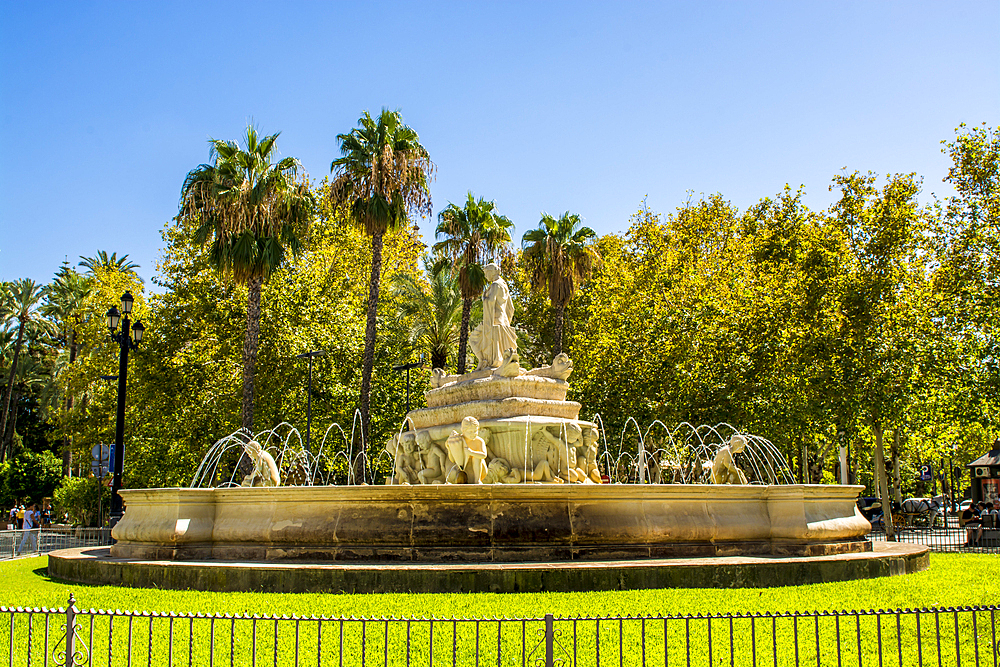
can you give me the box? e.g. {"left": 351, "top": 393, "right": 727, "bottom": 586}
{"left": 393, "top": 354, "right": 426, "bottom": 414}
{"left": 294, "top": 351, "right": 325, "bottom": 453}
{"left": 106, "top": 291, "right": 144, "bottom": 527}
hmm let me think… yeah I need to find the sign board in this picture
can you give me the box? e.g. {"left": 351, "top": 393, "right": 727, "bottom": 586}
{"left": 918, "top": 464, "right": 933, "bottom": 481}
{"left": 91, "top": 444, "right": 111, "bottom": 477}
{"left": 108, "top": 444, "right": 117, "bottom": 476}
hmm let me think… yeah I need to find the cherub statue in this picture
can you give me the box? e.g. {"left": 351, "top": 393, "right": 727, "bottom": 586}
{"left": 445, "top": 416, "right": 488, "bottom": 484}
{"left": 392, "top": 432, "right": 419, "bottom": 485}
{"left": 564, "top": 422, "right": 589, "bottom": 483}
{"left": 582, "top": 426, "right": 603, "bottom": 484}
{"left": 710, "top": 434, "right": 749, "bottom": 485}
{"left": 415, "top": 430, "right": 448, "bottom": 484}
{"left": 240, "top": 440, "right": 281, "bottom": 487}
{"left": 484, "top": 457, "right": 523, "bottom": 484}
{"left": 527, "top": 427, "right": 567, "bottom": 483}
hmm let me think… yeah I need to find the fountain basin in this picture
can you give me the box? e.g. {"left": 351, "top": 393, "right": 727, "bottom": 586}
{"left": 110, "top": 484, "right": 871, "bottom": 562}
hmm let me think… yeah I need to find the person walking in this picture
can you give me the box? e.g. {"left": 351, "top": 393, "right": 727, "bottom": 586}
{"left": 16, "top": 503, "right": 39, "bottom": 555}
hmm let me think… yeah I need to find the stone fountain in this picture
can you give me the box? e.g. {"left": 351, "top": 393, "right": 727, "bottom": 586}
{"left": 49, "top": 264, "right": 927, "bottom": 592}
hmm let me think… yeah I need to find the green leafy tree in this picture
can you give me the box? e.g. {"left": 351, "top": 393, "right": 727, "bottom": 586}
{"left": 433, "top": 192, "right": 513, "bottom": 373}
{"left": 828, "top": 171, "right": 931, "bottom": 527}
{"left": 329, "top": 109, "right": 433, "bottom": 447}
{"left": 179, "top": 124, "right": 315, "bottom": 432}
{"left": 0, "top": 450, "right": 61, "bottom": 504}
{"left": 392, "top": 258, "right": 463, "bottom": 370}
{"left": 0, "top": 279, "right": 53, "bottom": 461}
{"left": 53, "top": 476, "right": 110, "bottom": 527}
{"left": 521, "top": 212, "right": 601, "bottom": 356}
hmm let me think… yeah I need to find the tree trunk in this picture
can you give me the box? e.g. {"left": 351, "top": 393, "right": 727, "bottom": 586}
{"left": 553, "top": 301, "right": 566, "bottom": 357}
{"left": 874, "top": 421, "right": 895, "bottom": 540}
{"left": 241, "top": 275, "right": 263, "bottom": 433}
{"left": 456, "top": 297, "right": 473, "bottom": 374}
{"left": 2, "top": 389, "right": 21, "bottom": 454}
{"left": 892, "top": 428, "right": 903, "bottom": 505}
{"left": 431, "top": 347, "right": 447, "bottom": 371}
{"left": 0, "top": 319, "right": 25, "bottom": 462}
{"left": 62, "top": 328, "right": 78, "bottom": 476}
{"left": 358, "top": 230, "right": 384, "bottom": 481}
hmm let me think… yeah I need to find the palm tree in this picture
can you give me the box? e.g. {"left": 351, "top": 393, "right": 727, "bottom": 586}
{"left": 433, "top": 192, "right": 513, "bottom": 373}
{"left": 521, "top": 212, "right": 601, "bottom": 357}
{"left": 392, "top": 258, "right": 463, "bottom": 370}
{"left": 78, "top": 251, "right": 142, "bottom": 280}
{"left": 0, "top": 279, "right": 52, "bottom": 461}
{"left": 329, "top": 109, "right": 434, "bottom": 447}
{"left": 42, "top": 264, "right": 92, "bottom": 474}
{"left": 1, "top": 354, "right": 50, "bottom": 454}
{"left": 179, "top": 124, "right": 315, "bottom": 432}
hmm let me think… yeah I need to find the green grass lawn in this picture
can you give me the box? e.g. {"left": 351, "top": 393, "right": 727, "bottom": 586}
{"left": 2, "top": 554, "right": 996, "bottom": 666}
{"left": 1, "top": 553, "right": 996, "bottom": 617}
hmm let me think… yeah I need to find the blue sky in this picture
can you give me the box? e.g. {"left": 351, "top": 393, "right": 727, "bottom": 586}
{"left": 1, "top": 1, "right": 997, "bottom": 286}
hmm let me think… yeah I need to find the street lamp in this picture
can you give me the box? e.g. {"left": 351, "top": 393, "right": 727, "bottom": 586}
{"left": 393, "top": 354, "right": 426, "bottom": 415}
{"left": 106, "top": 291, "right": 144, "bottom": 527}
{"left": 294, "top": 351, "right": 326, "bottom": 454}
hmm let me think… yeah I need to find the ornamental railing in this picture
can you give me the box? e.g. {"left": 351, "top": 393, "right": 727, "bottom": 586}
{"left": 2, "top": 596, "right": 997, "bottom": 666}
{"left": 0, "top": 529, "right": 113, "bottom": 561}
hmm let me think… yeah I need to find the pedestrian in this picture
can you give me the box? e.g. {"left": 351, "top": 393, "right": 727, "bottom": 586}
{"left": 15, "top": 504, "right": 24, "bottom": 530}
{"left": 6, "top": 506, "right": 14, "bottom": 530}
{"left": 16, "top": 503, "right": 39, "bottom": 555}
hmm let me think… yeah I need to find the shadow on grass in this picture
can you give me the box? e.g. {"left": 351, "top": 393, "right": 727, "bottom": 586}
{"left": 32, "top": 564, "right": 106, "bottom": 590}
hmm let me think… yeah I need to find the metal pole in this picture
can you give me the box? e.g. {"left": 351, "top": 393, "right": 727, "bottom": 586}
{"left": 110, "top": 314, "right": 130, "bottom": 525}
{"left": 949, "top": 456, "right": 955, "bottom": 511}
{"left": 295, "top": 351, "right": 325, "bottom": 454}
{"left": 405, "top": 366, "right": 411, "bottom": 414}
{"left": 393, "top": 359, "right": 423, "bottom": 417}
{"left": 306, "top": 355, "right": 313, "bottom": 454}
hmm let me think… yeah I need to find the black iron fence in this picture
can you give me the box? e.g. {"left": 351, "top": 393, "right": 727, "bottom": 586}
{"left": 0, "top": 529, "right": 113, "bottom": 561}
{"left": 3, "top": 596, "right": 997, "bottom": 667}
{"left": 867, "top": 511, "right": 1000, "bottom": 553}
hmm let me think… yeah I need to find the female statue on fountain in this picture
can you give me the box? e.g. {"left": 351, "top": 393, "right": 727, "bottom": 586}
{"left": 469, "top": 263, "right": 518, "bottom": 371}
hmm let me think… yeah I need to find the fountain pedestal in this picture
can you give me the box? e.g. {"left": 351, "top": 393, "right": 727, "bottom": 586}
{"left": 109, "top": 483, "right": 871, "bottom": 562}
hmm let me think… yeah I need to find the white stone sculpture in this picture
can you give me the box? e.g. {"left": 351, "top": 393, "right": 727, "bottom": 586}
{"left": 710, "top": 434, "right": 749, "bottom": 485}
{"left": 493, "top": 348, "right": 523, "bottom": 378}
{"left": 240, "top": 440, "right": 281, "bottom": 487}
{"left": 469, "top": 263, "right": 518, "bottom": 371}
{"left": 525, "top": 353, "right": 574, "bottom": 381}
{"left": 445, "top": 416, "right": 488, "bottom": 484}
{"left": 392, "top": 432, "right": 419, "bottom": 485}
{"left": 582, "top": 426, "right": 603, "bottom": 483}
{"left": 415, "top": 430, "right": 448, "bottom": 484}
{"left": 484, "top": 457, "right": 523, "bottom": 484}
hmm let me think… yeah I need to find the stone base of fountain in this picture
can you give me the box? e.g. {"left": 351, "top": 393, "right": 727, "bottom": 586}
{"left": 48, "top": 542, "right": 927, "bottom": 593}
{"left": 107, "top": 483, "right": 871, "bottom": 563}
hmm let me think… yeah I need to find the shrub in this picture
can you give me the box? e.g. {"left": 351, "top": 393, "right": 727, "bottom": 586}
{"left": 52, "top": 476, "right": 109, "bottom": 527}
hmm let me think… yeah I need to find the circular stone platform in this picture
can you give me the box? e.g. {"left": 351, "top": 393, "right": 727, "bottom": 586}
{"left": 48, "top": 543, "right": 928, "bottom": 594}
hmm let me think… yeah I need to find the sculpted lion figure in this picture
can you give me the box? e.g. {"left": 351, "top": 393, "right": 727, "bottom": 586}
{"left": 526, "top": 353, "right": 573, "bottom": 381}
